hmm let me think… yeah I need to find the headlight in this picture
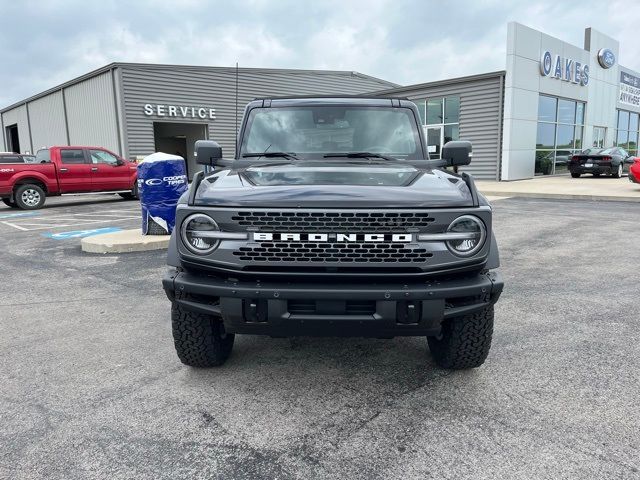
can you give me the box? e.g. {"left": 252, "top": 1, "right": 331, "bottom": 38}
{"left": 445, "top": 215, "right": 486, "bottom": 257}
{"left": 181, "top": 214, "right": 220, "bottom": 254}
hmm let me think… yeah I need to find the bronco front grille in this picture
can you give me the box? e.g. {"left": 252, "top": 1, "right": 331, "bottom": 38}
{"left": 233, "top": 241, "right": 433, "bottom": 263}
{"left": 231, "top": 211, "right": 434, "bottom": 232}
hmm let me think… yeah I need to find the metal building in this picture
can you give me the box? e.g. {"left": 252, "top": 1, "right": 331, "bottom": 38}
{"left": 0, "top": 63, "right": 396, "bottom": 178}
{"left": 373, "top": 72, "right": 505, "bottom": 180}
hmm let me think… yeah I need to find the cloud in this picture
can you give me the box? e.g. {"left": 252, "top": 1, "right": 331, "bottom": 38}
{"left": 1, "top": 0, "right": 640, "bottom": 106}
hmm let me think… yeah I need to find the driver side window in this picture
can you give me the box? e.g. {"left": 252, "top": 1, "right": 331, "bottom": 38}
{"left": 90, "top": 149, "right": 118, "bottom": 165}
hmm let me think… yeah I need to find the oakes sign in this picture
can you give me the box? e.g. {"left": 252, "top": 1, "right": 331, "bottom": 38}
{"left": 143, "top": 103, "right": 216, "bottom": 120}
{"left": 540, "top": 51, "right": 589, "bottom": 86}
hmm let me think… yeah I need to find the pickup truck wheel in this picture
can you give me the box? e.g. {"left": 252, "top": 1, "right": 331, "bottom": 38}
{"left": 427, "top": 305, "right": 494, "bottom": 369}
{"left": 2, "top": 198, "right": 18, "bottom": 208}
{"left": 118, "top": 182, "right": 139, "bottom": 200}
{"left": 14, "top": 184, "right": 46, "bottom": 210}
{"left": 171, "top": 294, "right": 234, "bottom": 367}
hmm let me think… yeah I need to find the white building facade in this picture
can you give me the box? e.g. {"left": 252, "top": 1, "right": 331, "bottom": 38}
{"left": 502, "top": 22, "right": 640, "bottom": 180}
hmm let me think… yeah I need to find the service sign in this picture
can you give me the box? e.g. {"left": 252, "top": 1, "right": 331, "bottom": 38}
{"left": 619, "top": 71, "right": 640, "bottom": 107}
{"left": 143, "top": 103, "right": 216, "bottom": 120}
{"left": 540, "top": 51, "right": 589, "bottom": 86}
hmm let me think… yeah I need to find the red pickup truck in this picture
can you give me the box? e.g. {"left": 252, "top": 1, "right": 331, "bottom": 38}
{"left": 0, "top": 146, "right": 138, "bottom": 209}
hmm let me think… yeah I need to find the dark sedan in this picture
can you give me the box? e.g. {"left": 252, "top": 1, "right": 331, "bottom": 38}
{"left": 569, "top": 147, "right": 635, "bottom": 178}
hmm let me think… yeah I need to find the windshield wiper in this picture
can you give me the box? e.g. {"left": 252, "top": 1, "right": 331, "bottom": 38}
{"left": 323, "top": 152, "right": 398, "bottom": 162}
{"left": 242, "top": 152, "right": 298, "bottom": 160}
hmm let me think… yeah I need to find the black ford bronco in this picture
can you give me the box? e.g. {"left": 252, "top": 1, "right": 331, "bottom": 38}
{"left": 162, "top": 97, "right": 503, "bottom": 369}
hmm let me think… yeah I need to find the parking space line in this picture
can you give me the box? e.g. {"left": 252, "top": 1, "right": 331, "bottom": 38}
{"left": 0, "top": 221, "right": 29, "bottom": 231}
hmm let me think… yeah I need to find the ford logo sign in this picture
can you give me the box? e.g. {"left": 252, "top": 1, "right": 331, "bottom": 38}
{"left": 597, "top": 48, "right": 615, "bottom": 69}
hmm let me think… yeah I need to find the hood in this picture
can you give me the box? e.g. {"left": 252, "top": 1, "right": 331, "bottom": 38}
{"left": 193, "top": 163, "right": 473, "bottom": 208}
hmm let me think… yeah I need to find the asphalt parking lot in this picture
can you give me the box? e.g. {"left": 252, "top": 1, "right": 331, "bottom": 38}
{"left": 1, "top": 196, "right": 639, "bottom": 479}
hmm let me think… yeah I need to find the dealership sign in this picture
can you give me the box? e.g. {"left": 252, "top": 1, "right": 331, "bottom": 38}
{"left": 540, "top": 51, "right": 589, "bottom": 86}
{"left": 143, "top": 104, "right": 216, "bottom": 120}
{"left": 597, "top": 48, "right": 616, "bottom": 69}
{"left": 619, "top": 71, "right": 640, "bottom": 107}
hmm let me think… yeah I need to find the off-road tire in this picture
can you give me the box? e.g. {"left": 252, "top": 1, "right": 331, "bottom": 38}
{"left": 14, "top": 184, "right": 46, "bottom": 210}
{"left": 171, "top": 293, "right": 234, "bottom": 367}
{"left": 571, "top": 172, "right": 581, "bottom": 178}
{"left": 2, "top": 198, "right": 18, "bottom": 208}
{"left": 427, "top": 304, "right": 494, "bottom": 369}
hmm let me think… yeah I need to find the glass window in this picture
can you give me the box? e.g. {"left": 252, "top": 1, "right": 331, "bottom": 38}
{"left": 536, "top": 123, "right": 556, "bottom": 149}
{"left": 618, "top": 110, "right": 630, "bottom": 130}
{"left": 535, "top": 150, "right": 555, "bottom": 175}
{"left": 557, "top": 99, "right": 575, "bottom": 124}
{"left": 576, "top": 103, "right": 585, "bottom": 125}
{"left": 574, "top": 126, "right": 583, "bottom": 149}
{"left": 241, "top": 106, "right": 422, "bottom": 159}
{"left": 554, "top": 150, "right": 571, "bottom": 174}
{"left": 444, "top": 124, "right": 459, "bottom": 143}
{"left": 90, "top": 149, "right": 119, "bottom": 165}
{"left": 444, "top": 96, "right": 460, "bottom": 124}
{"left": 629, "top": 113, "right": 639, "bottom": 132}
{"left": 616, "top": 129, "right": 628, "bottom": 147}
{"left": 556, "top": 125, "right": 574, "bottom": 149}
{"left": 414, "top": 99, "right": 426, "bottom": 126}
{"left": 538, "top": 95, "right": 557, "bottom": 122}
{"left": 35, "top": 149, "right": 50, "bottom": 163}
{"left": 426, "top": 98, "right": 443, "bottom": 125}
{"left": 628, "top": 131, "right": 638, "bottom": 154}
{"left": 60, "top": 149, "right": 86, "bottom": 164}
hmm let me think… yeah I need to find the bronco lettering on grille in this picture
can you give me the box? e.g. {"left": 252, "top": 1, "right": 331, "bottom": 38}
{"left": 252, "top": 233, "right": 413, "bottom": 242}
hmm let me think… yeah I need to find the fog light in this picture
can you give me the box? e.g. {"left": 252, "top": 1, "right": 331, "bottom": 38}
{"left": 445, "top": 215, "right": 486, "bottom": 257}
{"left": 181, "top": 213, "right": 220, "bottom": 254}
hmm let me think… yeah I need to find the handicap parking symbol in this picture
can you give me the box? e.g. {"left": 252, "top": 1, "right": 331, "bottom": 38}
{"left": 43, "top": 227, "right": 122, "bottom": 240}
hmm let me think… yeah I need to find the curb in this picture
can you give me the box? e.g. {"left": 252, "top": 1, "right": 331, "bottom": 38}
{"left": 81, "top": 228, "right": 170, "bottom": 254}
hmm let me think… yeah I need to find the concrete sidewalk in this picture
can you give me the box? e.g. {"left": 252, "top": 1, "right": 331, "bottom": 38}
{"left": 477, "top": 175, "right": 640, "bottom": 202}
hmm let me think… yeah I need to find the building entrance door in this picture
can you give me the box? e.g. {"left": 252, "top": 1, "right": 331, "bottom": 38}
{"left": 153, "top": 122, "right": 208, "bottom": 180}
{"left": 425, "top": 126, "right": 442, "bottom": 159}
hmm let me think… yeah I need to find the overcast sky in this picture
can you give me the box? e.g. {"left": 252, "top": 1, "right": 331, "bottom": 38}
{"left": 1, "top": 0, "right": 638, "bottom": 107}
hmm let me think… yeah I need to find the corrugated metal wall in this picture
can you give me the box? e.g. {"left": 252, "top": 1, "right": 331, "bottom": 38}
{"left": 120, "top": 65, "right": 396, "bottom": 160}
{"left": 64, "top": 71, "right": 120, "bottom": 153}
{"left": 377, "top": 74, "right": 505, "bottom": 180}
{"left": 1, "top": 104, "right": 32, "bottom": 153}
{"left": 28, "top": 91, "right": 67, "bottom": 151}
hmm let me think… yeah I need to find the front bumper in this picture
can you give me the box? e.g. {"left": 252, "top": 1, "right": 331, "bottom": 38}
{"left": 629, "top": 170, "right": 639, "bottom": 184}
{"left": 163, "top": 269, "right": 503, "bottom": 337}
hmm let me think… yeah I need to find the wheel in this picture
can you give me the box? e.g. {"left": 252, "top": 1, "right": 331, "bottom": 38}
{"left": 612, "top": 163, "right": 623, "bottom": 178}
{"left": 427, "top": 304, "right": 494, "bottom": 369}
{"left": 571, "top": 172, "right": 581, "bottom": 178}
{"left": 14, "top": 184, "right": 46, "bottom": 210}
{"left": 2, "top": 198, "right": 18, "bottom": 208}
{"left": 118, "top": 181, "right": 139, "bottom": 200}
{"left": 593, "top": 173, "right": 600, "bottom": 177}
{"left": 171, "top": 293, "right": 234, "bottom": 367}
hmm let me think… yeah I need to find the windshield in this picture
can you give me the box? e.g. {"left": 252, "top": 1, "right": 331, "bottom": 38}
{"left": 240, "top": 106, "right": 423, "bottom": 160}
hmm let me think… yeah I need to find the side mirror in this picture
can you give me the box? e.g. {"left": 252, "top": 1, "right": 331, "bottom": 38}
{"left": 195, "top": 140, "right": 223, "bottom": 166}
{"left": 442, "top": 140, "right": 472, "bottom": 167}
{"left": 116, "top": 158, "right": 124, "bottom": 166}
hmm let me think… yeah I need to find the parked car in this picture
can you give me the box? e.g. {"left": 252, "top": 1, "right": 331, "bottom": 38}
{"left": 569, "top": 147, "right": 635, "bottom": 178}
{"left": 0, "top": 153, "right": 36, "bottom": 164}
{"left": 0, "top": 146, "right": 138, "bottom": 209}
{"left": 629, "top": 157, "right": 640, "bottom": 184}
